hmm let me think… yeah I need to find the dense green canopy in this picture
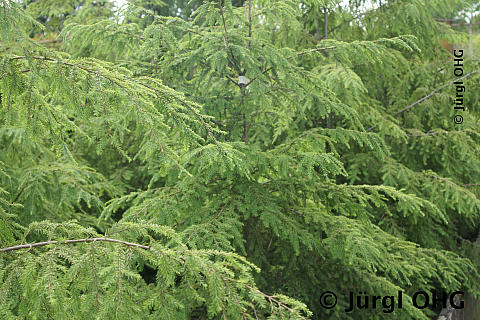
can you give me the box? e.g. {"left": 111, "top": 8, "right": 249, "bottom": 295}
{"left": 1, "top": 0, "right": 479, "bottom": 319}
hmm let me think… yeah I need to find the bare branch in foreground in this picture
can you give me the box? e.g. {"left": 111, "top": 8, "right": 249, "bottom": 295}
{"left": 0, "top": 238, "right": 150, "bottom": 252}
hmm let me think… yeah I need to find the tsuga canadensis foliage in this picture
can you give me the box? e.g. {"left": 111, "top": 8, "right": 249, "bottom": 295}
{"left": 1, "top": 0, "right": 479, "bottom": 319}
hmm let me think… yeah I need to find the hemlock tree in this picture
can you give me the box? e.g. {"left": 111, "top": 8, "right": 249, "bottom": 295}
{"left": 0, "top": 0, "right": 479, "bottom": 319}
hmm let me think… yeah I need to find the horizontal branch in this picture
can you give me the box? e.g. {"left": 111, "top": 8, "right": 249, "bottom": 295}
{"left": 366, "top": 69, "right": 478, "bottom": 132}
{"left": 10, "top": 55, "right": 99, "bottom": 75}
{"left": 0, "top": 237, "right": 150, "bottom": 253}
{"left": 225, "top": 276, "right": 307, "bottom": 319}
{"left": 393, "top": 70, "right": 478, "bottom": 116}
{"left": 36, "top": 39, "right": 62, "bottom": 44}
{"left": 9, "top": 54, "right": 221, "bottom": 148}
{"left": 465, "top": 183, "right": 480, "bottom": 187}
{"left": 297, "top": 46, "right": 336, "bottom": 56}
{"left": 317, "top": 1, "right": 392, "bottom": 41}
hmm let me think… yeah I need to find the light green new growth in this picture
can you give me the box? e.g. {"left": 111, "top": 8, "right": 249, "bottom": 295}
{"left": 1, "top": 0, "right": 479, "bottom": 319}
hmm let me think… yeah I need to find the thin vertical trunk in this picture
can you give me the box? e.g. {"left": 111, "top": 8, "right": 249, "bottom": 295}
{"left": 323, "top": 7, "right": 329, "bottom": 58}
{"left": 248, "top": 0, "right": 252, "bottom": 42}
{"left": 242, "top": 113, "right": 249, "bottom": 143}
{"left": 469, "top": 12, "right": 473, "bottom": 57}
{"left": 323, "top": 7, "right": 333, "bottom": 128}
{"left": 241, "top": 0, "right": 252, "bottom": 144}
{"left": 241, "top": 84, "right": 248, "bottom": 143}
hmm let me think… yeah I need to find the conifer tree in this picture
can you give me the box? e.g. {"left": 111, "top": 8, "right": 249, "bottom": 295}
{"left": 1, "top": 0, "right": 479, "bottom": 319}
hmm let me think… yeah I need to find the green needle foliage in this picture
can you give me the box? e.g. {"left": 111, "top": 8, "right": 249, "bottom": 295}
{"left": 1, "top": 0, "right": 480, "bottom": 319}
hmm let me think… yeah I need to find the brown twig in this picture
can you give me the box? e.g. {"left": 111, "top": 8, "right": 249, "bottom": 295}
{"left": 297, "top": 45, "right": 336, "bottom": 56}
{"left": 317, "top": 1, "right": 392, "bottom": 40}
{"left": 0, "top": 237, "right": 150, "bottom": 252}
{"left": 366, "top": 70, "right": 478, "bottom": 132}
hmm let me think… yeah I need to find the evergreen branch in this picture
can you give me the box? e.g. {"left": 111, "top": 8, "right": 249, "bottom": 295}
{"left": 8, "top": 54, "right": 224, "bottom": 169}
{"left": 10, "top": 55, "right": 213, "bottom": 135}
{"left": 217, "top": 0, "right": 242, "bottom": 75}
{"left": 245, "top": 284, "right": 307, "bottom": 319}
{"left": 111, "top": 78, "right": 192, "bottom": 176}
{"left": 223, "top": 276, "right": 309, "bottom": 319}
{"left": 367, "top": 70, "right": 478, "bottom": 132}
{"left": 185, "top": 204, "right": 228, "bottom": 243}
{"left": 0, "top": 238, "right": 150, "bottom": 252}
{"left": 316, "top": 1, "right": 392, "bottom": 40}
{"left": 134, "top": 79, "right": 226, "bottom": 152}
{"left": 116, "top": 246, "right": 123, "bottom": 317}
{"left": 393, "top": 70, "right": 477, "bottom": 115}
{"left": 297, "top": 45, "right": 336, "bottom": 56}
{"left": 248, "top": 0, "right": 252, "bottom": 47}
{"left": 90, "top": 241, "right": 100, "bottom": 309}
{"left": 2, "top": 2, "right": 479, "bottom": 318}
{"left": 225, "top": 74, "right": 241, "bottom": 87}
{"left": 298, "top": 35, "right": 417, "bottom": 57}
{"left": 415, "top": 168, "right": 479, "bottom": 192}
{"left": 402, "top": 128, "right": 473, "bottom": 137}
{"left": 36, "top": 38, "right": 62, "bottom": 44}
{"left": 0, "top": 38, "right": 62, "bottom": 49}
{"left": 10, "top": 55, "right": 96, "bottom": 74}
{"left": 245, "top": 66, "right": 272, "bottom": 86}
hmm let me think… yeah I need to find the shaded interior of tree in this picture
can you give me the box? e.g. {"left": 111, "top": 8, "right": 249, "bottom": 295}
{"left": 0, "top": 0, "right": 479, "bottom": 319}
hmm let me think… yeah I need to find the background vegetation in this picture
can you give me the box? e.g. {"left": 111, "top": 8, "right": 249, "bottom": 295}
{"left": 1, "top": 0, "right": 479, "bottom": 319}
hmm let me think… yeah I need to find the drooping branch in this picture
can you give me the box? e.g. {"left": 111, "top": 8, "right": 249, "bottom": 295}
{"left": 297, "top": 45, "right": 336, "bottom": 56}
{"left": 225, "top": 276, "right": 308, "bottom": 320}
{"left": 393, "top": 70, "right": 477, "bottom": 116}
{"left": 218, "top": 0, "right": 242, "bottom": 75}
{"left": 366, "top": 69, "right": 478, "bottom": 132}
{"left": 9, "top": 54, "right": 224, "bottom": 154}
{"left": 317, "top": 1, "right": 393, "bottom": 40}
{"left": 0, "top": 237, "right": 150, "bottom": 252}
